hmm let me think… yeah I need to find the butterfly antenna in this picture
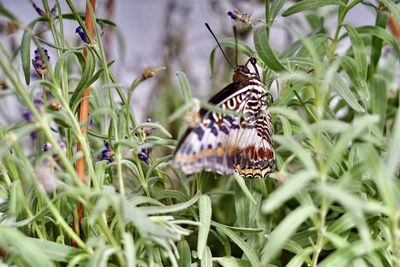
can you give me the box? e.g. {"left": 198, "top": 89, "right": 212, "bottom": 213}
{"left": 205, "top": 23, "right": 234, "bottom": 69}
{"left": 233, "top": 26, "right": 238, "bottom": 66}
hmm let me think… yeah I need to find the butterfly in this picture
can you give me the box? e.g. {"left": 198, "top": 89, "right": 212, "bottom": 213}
{"left": 173, "top": 56, "right": 276, "bottom": 179}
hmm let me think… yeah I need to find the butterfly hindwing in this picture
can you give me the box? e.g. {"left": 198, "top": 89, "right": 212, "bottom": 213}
{"left": 174, "top": 77, "right": 275, "bottom": 178}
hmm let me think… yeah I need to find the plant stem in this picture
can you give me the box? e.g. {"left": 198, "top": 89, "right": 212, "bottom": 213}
{"left": 74, "top": 0, "right": 96, "bottom": 244}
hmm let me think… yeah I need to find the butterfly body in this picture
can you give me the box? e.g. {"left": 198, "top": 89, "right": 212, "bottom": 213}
{"left": 174, "top": 59, "right": 275, "bottom": 178}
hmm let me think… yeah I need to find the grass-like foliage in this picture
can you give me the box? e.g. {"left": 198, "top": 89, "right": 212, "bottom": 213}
{"left": 1, "top": 0, "right": 400, "bottom": 266}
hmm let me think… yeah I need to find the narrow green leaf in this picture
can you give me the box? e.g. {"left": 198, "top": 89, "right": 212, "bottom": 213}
{"left": 261, "top": 205, "right": 316, "bottom": 263}
{"left": 177, "top": 241, "right": 191, "bottom": 267}
{"left": 370, "top": 74, "right": 387, "bottom": 130}
{"left": 234, "top": 180, "right": 261, "bottom": 228}
{"left": 254, "top": 26, "right": 286, "bottom": 72}
{"left": 140, "top": 192, "right": 200, "bottom": 215}
{"left": 270, "top": 0, "right": 286, "bottom": 25}
{"left": 69, "top": 47, "right": 96, "bottom": 111}
{"left": 8, "top": 180, "right": 22, "bottom": 218}
{"left": 197, "top": 194, "right": 212, "bottom": 260}
{"left": 176, "top": 71, "right": 192, "bottom": 103}
{"left": 21, "top": 26, "right": 33, "bottom": 85}
{"left": 214, "top": 257, "right": 252, "bottom": 267}
{"left": 262, "top": 170, "right": 316, "bottom": 214}
{"left": 209, "top": 48, "right": 216, "bottom": 79}
{"left": 213, "top": 222, "right": 261, "bottom": 267}
{"left": 286, "top": 247, "right": 314, "bottom": 267}
{"left": 344, "top": 24, "right": 368, "bottom": 100}
{"left": 29, "top": 238, "right": 77, "bottom": 262}
{"left": 356, "top": 25, "right": 400, "bottom": 55}
{"left": 384, "top": 104, "right": 400, "bottom": 179}
{"left": 232, "top": 173, "right": 256, "bottom": 204}
{"left": 277, "top": 115, "right": 292, "bottom": 136}
{"left": 219, "top": 38, "right": 254, "bottom": 57}
{"left": 201, "top": 246, "right": 212, "bottom": 267}
{"left": 325, "top": 115, "right": 379, "bottom": 169}
{"left": 282, "top": 0, "right": 346, "bottom": 17}
{"left": 273, "top": 135, "right": 316, "bottom": 171}
{"left": 122, "top": 233, "right": 136, "bottom": 267}
{"left": 327, "top": 213, "right": 355, "bottom": 234}
{"left": 0, "top": 226, "right": 55, "bottom": 267}
{"left": 332, "top": 73, "right": 364, "bottom": 112}
{"left": 0, "top": 3, "right": 17, "bottom": 20}
{"left": 318, "top": 241, "right": 386, "bottom": 267}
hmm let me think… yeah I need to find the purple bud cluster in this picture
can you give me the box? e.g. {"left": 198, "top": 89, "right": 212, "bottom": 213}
{"left": 33, "top": 47, "right": 50, "bottom": 77}
{"left": 100, "top": 142, "right": 115, "bottom": 163}
{"left": 138, "top": 146, "right": 152, "bottom": 165}
{"left": 75, "top": 26, "right": 89, "bottom": 43}
{"left": 32, "top": 3, "right": 56, "bottom": 16}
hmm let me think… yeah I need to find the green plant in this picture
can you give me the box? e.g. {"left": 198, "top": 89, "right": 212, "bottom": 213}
{"left": 0, "top": 0, "right": 400, "bottom": 266}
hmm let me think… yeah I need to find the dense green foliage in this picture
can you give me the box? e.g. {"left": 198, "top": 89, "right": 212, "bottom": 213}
{"left": 0, "top": 0, "right": 400, "bottom": 266}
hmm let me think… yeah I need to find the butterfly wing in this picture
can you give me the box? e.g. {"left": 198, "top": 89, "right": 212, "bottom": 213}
{"left": 174, "top": 81, "right": 275, "bottom": 178}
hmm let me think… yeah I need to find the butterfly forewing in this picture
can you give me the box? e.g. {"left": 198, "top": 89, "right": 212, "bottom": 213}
{"left": 174, "top": 64, "right": 275, "bottom": 178}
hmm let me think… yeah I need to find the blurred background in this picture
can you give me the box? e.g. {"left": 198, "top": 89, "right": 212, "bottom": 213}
{"left": 0, "top": 0, "right": 374, "bottom": 125}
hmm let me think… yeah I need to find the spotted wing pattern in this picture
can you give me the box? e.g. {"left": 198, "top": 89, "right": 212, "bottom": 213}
{"left": 174, "top": 73, "right": 275, "bottom": 178}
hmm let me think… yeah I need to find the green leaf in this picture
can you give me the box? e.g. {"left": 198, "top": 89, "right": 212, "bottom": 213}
{"left": 177, "top": 241, "right": 191, "bottom": 267}
{"left": 213, "top": 222, "right": 261, "bottom": 267}
{"left": 234, "top": 180, "right": 261, "bottom": 228}
{"left": 332, "top": 73, "right": 365, "bottom": 112}
{"left": 254, "top": 26, "right": 286, "bottom": 72}
{"left": 370, "top": 74, "right": 387, "bottom": 130}
{"left": 260, "top": 205, "right": 317, "bottom": 263}
{"left": 8, "top": 180, "right": 22, "bottom": 218}
{"left": 356, "top": 25, "right": 400, "bottom": 55}
{"left": 273, "top": 135, "right": 316, "bottom": 171}
{"left": 269, "top": 0, "right": 286, "bottom": 25}
{"left": 318, "top": 241, "right": 386, "bottom": 267}
{"left": 69, "top": 47, "right": 96, "bottom": 112}
{"left": 176, "top": 71, "right": 192, "bottom": 103}
{"left": 0, "top": 225, "right": 55, "bottom": 267}
{"left": 21, "top": 25, "right": 33, "bottom": 85}
{"left": 282, "top": 0, "right": 346, "bottom": 17}
{"left": 219, "top": 38, "right": 254, "bottom": 57}
{"left": 325, "top": 115, "right": 379, "bottom": 170}
{"left": 214, "top": 257, "right": 252, "bottom": 267}
{"left": 384, "top": 104, "right": 400, "bottom": 180}
{"left": 197, "top": 194, "right": 212, "bottom": 260}
{"left": 0, "top": 3, "right": 17, "bottom": 20}
{"left": 343, "top": 24, "right": 368, "bottom": 99}
{"left": 201, "top": 246, "right": 212, "bottom": 267}
{"left": 29, "top": 238, "right": 77, "bottom": 262}
{"left": 262, "top": 170, "right": 316, "bottom": 214}
{"left": 286, "top": 247, "right": 314, "bottom": 267}
{"left": 122, "top": 233, "right": 136, "bottom": 267}
{"left": 232, "top": 173, "right": 256, "bottom": 204}
{"left": 140, "top": 192, "right": 200, "bottom": 214}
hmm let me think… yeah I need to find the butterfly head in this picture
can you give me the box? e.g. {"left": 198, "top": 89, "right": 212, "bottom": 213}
{"left": 233, "top": 57, "right": 259, "bottom": 84}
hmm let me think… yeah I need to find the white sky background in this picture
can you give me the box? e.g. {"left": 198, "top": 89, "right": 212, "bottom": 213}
{"left": 0, "top": 0, "right": 375, "bottom": 124}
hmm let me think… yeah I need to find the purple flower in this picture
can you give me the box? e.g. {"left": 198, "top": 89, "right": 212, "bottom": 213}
{"left": 50, "top": 5, "right": 56, "bottom": 16}
{"left": 75, "top": 26, "right": 89, "bottom": 43}
{"left": 33, "top": 47, "right": 50, "bottom": 77}
{"left": 137, "top": 145, "right": 152, "bottom": 164}
{"left": 34, "top": 97, "right": 43, "bottom": 108}
{"left": 100, "top": 142, "right": 114, "bottom": 163}
{"left": 22, "top": 110, "right": 35, "bottom": 123}
{"left": 88, "top": 115, "right": 94, "bottom": 129}
{"left": 32, "top": 3, "right": 46, "bottom": 16}
{"left": 226, "top": 9, "right": 251, "bottom": 26}
{"left": 30, "top": 131, "right": 38, "bottom": 141}
{"left": 43, "top": 142, "right": 52, "bottom": 152}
